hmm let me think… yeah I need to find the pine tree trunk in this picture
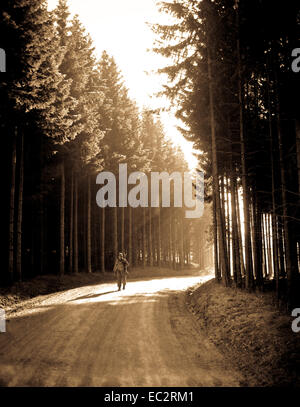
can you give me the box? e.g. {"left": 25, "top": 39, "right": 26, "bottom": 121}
{"left": 267, "top": 83, "right": 279, "bottom": 298}
{"left": 295, "top": 119, "right": 300, "bottom": 194}
{"left": 87, "top": 175, "right": 92, "bottom": 273}
{"left": 221, "top": 177, "right": 230, "bottom": 285}
{"left": 226, "top": 178, "right": 231, "bottom": 276}
{"left": 128, "top": 206, "right": 132, "bottom": 267}
{"left": 16, "top": 130, "right": 24, "bottom": 282}
{"left": 163, "top": 215, "right": 168, "bottom": 266}
{"left": 212, "top": 193, "right": 220, "bottom": 281}
{"left": 207, "top": 47, "right": 230, "bottom": 286}
{"left": 252, "top": 192, "right": 263, "bottom": 289}
{"left": 149, "top": 207, "right": 153, "bottom": 267}
{"left": 39, "top": 136, "right": 45, "bottom": 276}
{"left": 235, "top": 183, "right": 245, "bottom": 283}
{"left": 101, "top": 207, "right": 105, "bottom": 273}
{"left": 172, "top": 215, "right": 176, "bottom": 269}
{"left": 93, "top": 199, "right": 98, "bottom": 271}
{"left": 278, "top": 221, "right": 285, "bottom": 278}
{"left": 267, "top": 214, "right": 273, "bottom": 278}
{"left": 277, "top": 109, "right": 294, "bottom": 309}
{"left": 169, "top": 210, "right": 173, "bottom": 268}
{"left": 235, "top": 3, "right": 254, "bottom": 290}
{"left": 230, "top": 170, "right": 242, "bottom": 287}
{"left": 121, "top": 206, "right": 125, "bottom": 253}
{"left": 142, "top": 207, "right": 146, "bottom": 268}
{"left": 60, "top": 160, "right": 65, "bottom": 276}
{"left": 74, "top": 175, "right": 79, "bottom": 274}
{"left": 133, "top": 209, "right": 138, "bottom": 267}
{"left": 69, "top": 168, "right": 74, "bottom": 274}
{"left": 221, "top": 177, "right": 231, "bottom": 284}
{"left": 83, "top": 192, "right": 86, "bottom": 269}
{"left": 40, "top": 194, "right": 47, "bottom": 275}
{"left": 179, "top": 214, "right": 184, "bottom": 269}
{"left": 261, "top": 214, "right": 267, "bottom": 279}
{"left": 262, "top": 215, "right": 268, "bottom": 278}
{"left": 186, "top": 233, "right": 190, "bottom": 266}
{"left": 271, "top": 213, "right": 280, "bottom": 300}
{"left": 8, "top": 127, "right": 17, "bottom": 282}
{"left": 113, "top": 206, "right": 118, "bottom": 260}
{"left": 157, "top": 207, "right": 161, "bottom": 268}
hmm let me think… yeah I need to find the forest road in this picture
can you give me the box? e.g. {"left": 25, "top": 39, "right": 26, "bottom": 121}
{"left": 0, "top": 272, "right": 243, "bottom": 386}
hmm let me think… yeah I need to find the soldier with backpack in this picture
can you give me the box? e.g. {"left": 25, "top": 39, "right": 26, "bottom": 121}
{"left": 113, "top": 252, "right": 129, "bottom": 291}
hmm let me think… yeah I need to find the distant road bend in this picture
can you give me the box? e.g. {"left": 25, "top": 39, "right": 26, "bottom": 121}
{"left": 0, "top": 272, "right": 242, "bottom": 386}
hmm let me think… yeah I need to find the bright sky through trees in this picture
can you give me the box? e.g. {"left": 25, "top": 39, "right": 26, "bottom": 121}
{"left": 47, "top": 0, "right": 198, "bottom": 169}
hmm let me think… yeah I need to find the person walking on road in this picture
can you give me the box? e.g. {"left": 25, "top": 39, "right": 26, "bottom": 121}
{"left": 113, "top": 252, "right": 129, "bottom": 291}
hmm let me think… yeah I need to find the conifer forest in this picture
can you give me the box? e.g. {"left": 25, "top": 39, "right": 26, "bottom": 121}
{"left": 0, "top": 0, "right": 299, "bottom": 389}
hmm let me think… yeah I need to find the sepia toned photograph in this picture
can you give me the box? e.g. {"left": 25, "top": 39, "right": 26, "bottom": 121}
{"left": 0, "top": 0, "right": 299, "bottom": 393}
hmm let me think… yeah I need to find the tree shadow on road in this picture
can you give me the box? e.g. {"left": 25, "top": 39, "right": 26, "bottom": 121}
{"left": 68, "top": 290, "right": 118, "bottom": 302}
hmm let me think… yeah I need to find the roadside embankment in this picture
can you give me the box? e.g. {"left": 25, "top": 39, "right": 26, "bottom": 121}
{"left": 186, "top": 279, "right": 300, "bottom": 386}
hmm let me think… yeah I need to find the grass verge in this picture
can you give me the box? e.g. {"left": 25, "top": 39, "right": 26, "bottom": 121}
{"left": 186, "top": 279, "right": 300, "bottom": 387}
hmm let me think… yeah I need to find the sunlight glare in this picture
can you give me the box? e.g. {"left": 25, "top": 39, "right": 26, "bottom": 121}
{"left": 47, "top": 0, "right": 198, "bottom": 169}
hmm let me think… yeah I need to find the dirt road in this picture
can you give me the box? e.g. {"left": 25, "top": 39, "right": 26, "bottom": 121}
{"left": 0, "top": 272, "right": 242, "bottom": 387}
